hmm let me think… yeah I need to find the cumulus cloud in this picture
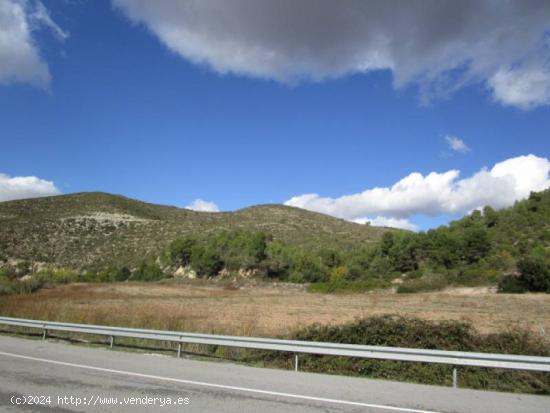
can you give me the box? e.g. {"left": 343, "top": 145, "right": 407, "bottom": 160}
{"left": 0, "top": 173, "right": 61, "bottom": 202}
{"left": 285, "top": 154, "right": 550, "bottom": 227}
{"left": 353, "top": 216, "right": 418, "bottom": 231}
{"left": 113, "top": 0, "right": 550, "bottom": 108}
{"left": 0, "top": 0, "right": 67, "bottom": 88}
{"left": 445, "top": 135, "right": 470, "bottom": 153}
{"left": 185, "top": 199, "right": 220, "bottom": 212}
{"left": 489, "top": 65, "right": 550, "bottom": 110}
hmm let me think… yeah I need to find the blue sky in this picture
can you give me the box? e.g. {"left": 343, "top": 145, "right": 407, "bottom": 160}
{"left": 1, "top": 0, "right": 549, "bottom": 230}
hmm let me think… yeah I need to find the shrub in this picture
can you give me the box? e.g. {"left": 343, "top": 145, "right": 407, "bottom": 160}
{"left": 287, "top": 271, "right": 305, "bottom": 283}
{"left": 457, "top": 265, "right": 499, "bottom": 286}
{"left": 131, "top": 261, "right": 166, "bottom": 281}
{"left": 0, "top": 277, "right": 44, "bottom": 295}
{"left": 168, "top": 238, "right": 196, "bottom": 266}
{"left": 35, "top": 269, "right": 81, "bottom": 284}
{"left": 291, "top": 253, "right": 327, "bottom": 282}
{"left": 366, "top": 255, "right": 392, "bottom": 277}
{"left": 96, "top": 267, "right": 131, "bottom": 282}
{"left": 190, "top": 247, "right": 223, "bottom": 278}
{"left": 251, "top": 315, "right": 550, "bottom": 394}
{"left": 318, "top": 248, "right": 342, "bottom": 268}
{"left": 112, "top": 266, "right": 131, "bottom": 282}
{"left": 517, "top": 257, "right": 550, "bottom": 292}
{"left": 498, "top": 274, "right": 527, "bottom": 293}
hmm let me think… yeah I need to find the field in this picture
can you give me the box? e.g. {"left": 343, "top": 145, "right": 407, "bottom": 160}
{"left": 1, "top": 281, "right": 550, "bottom": 341}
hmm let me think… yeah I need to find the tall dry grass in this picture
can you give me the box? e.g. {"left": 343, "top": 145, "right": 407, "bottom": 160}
{"left": 1, "top": 282, "right": 550, "bottom": 341}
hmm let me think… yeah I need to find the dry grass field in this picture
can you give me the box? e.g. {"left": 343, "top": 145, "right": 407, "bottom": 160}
{"left": 1, "top": 281, "right": 550, "bottom": 341}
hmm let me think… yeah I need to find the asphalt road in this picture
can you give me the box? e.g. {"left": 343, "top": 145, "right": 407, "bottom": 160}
{"left": 0, "top": 335, "right": 549, "bottom": 412}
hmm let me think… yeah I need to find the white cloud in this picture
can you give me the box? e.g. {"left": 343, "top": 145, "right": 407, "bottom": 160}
{"left": 285, "top": 154, "right": 550, "bottom": 224}
{"left": 445, "top": 135, "right": 470, "bottom": 153}
{"left": 30, "top": 0, "right": 68, "bottom": 42}
{"left": 113, "top": 0, "right": 550, "bottom": 108}
{"left": 0, "top": 0, "right": 67, "bottom": 88}
{"left": 489, "top": 65, "right": 550, "bottom": 110}
{"left": 185, "top": 199, "right": 220, "bottom": 212}
{"left": 0, "top": 173, "right": 61, "bottom": 202}
{"left": 353, "top": 216, "right": 418, "bottom": 231}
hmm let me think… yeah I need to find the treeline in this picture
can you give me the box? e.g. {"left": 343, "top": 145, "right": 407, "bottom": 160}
{"left": 163, "top": 230, "right": 388, "bottom": 286}
{"left": 166, "top": 231, "right": 268, "bottom": 277}
{"left": 375, "top": 189, "right": 550, "bottom": 293}
{"left": 162, "top": 189, "right": 549, "bottom": 293}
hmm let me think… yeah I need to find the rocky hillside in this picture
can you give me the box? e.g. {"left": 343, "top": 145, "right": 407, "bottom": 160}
{"left": 0, "top": 192, "right": 393, "bottom": 270}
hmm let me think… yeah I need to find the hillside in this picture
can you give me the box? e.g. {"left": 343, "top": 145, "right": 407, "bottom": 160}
{"left": 0, "top": 192, "right": 392, "bottom": 270}
{"left": 369, "top": 188, "right": 550, "bottom": 293}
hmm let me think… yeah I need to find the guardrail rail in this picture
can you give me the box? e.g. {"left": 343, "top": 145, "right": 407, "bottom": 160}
{"left": 1, "top": 316, "right": 549, "bottom": 388}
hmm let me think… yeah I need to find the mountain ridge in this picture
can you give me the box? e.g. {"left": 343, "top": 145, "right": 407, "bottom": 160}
{"left": 0, "top": 191, "right": 395, "bottom": 270}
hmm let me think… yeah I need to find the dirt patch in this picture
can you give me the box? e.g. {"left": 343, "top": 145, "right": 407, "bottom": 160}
{"left": 64, "top": 213, "right": 149, "bottom": 223}
{"left": 441, "top": 286, "right": 497, "bottom": 295}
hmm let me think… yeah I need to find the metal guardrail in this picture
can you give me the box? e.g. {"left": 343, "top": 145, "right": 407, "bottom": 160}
{"left": 1, "top": 316, "right": 549, "bottom": 388}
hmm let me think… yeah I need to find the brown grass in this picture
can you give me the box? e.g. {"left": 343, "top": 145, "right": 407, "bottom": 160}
{"left": 1, "top": 281, "right": 550, "bottom": 341}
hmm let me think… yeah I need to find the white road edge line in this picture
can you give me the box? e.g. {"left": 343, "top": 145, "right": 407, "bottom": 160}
{"left": 0, "top": 351, "right": 441, "bottom": 413}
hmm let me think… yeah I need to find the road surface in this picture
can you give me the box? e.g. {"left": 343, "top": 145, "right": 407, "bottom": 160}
{"left": 0, "top": 335, "right": 548, "bottom": 412}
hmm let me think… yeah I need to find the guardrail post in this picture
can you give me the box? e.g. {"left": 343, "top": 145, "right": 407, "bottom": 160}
{"left": 177, "top": 342, "right": 182, "bottom": 358}
{"left": 42, "top": 324, "right": 47, "bottom": 341}
{"left": 109, "top": 336, "right": 114, "bottom": 348}
{"left": 294, "top": 354, "right": 299, "bottom": 372}
{"left": 452, "top": 367, "right": 458, "bottom": 388}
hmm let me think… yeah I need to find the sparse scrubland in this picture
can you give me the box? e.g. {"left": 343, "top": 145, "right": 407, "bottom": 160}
{"left": 2, "top": 282, "right": 550, "bottom": 338}
{"left": 1, "top": 282, "right": 549, "bottom": 393}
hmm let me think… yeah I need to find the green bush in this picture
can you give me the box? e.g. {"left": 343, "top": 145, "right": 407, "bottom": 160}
{"left": 190, "top": 247, "right": 223, "bottom": 277}
{"left": 517, "top": 257, "right": 550, "bottom": 292}
{"left": 0, "top": 277, "right": 44, "bottom": 295}
{"left": 94, "top": 267, "right": 131, "bottom": 282}
{"left": 112, "top": 266, "right": 131, "bottom": 282}
{"left": 0, "top": 268, "right": 9, "bottom": 279}
{"left": 287, "top": 271, "right": 304, "bottom": 283}
{"left": 168, "top": 238, "right": 196, "bottom": 267}
{"left": 251, "top": 315, "right": 550, "bottom": 394}
{"left": 130, "top": 261, "right": 166, "bottom": 281}
{"left": 456, "top": 265, "right": 499, "bottom": 286}
{"left": 498, "top": 275, "right": 527, "bottom": 293}
{"left": 34, "top": 269, "right": 82, "bottom": 285}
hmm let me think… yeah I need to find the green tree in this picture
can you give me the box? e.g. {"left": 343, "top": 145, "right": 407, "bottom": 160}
{"left": 462, "top": 227, "right": 491, "bottom": 264}
{"left": 169, "top": 238, "right": 196, "bottom": 266}
{"left": 380, "top": 232, "right": 395, "bottom": 256}
{"left": 483, "top": 206, "right": 498, "bottom": 228}
{"left": 517, "top": 257, "right": 550, "bottom": 292}
{"left": 291, "top": 253, "right": 327, "bottom": 282}
{"left": 191, "top": 247, "right": 223, "bottom": 277}
{"left": 264, "top": 241, "right": 292, "bottom": 278}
